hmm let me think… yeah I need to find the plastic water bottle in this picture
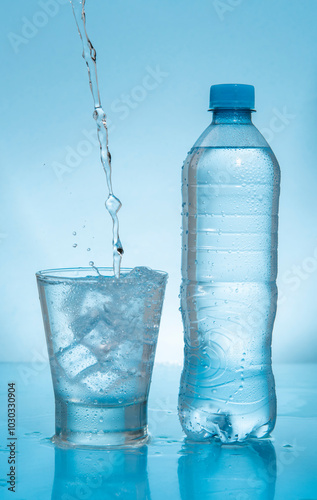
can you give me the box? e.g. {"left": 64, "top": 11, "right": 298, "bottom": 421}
{"left": 178, "top": 84, "right": 280, "bottom": 443}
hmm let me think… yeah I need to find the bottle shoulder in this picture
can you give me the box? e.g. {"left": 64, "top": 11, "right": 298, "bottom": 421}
{"left": 182, "top": 143, "right": 280, "bottom": 186}
{"left": 183, "top": 145, "right": 280, "bottom": 183}
{"left": 193, "top": 122, "right": 270, "bottom": 149}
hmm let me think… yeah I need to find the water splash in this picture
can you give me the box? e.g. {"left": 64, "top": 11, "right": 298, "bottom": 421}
{"left": 70, "top": 0, "right": 123, "bottom": 277}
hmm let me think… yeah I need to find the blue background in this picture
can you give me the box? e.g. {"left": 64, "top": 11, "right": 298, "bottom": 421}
{"left": 1, "top": 0, "right": 317, "bottom": 364}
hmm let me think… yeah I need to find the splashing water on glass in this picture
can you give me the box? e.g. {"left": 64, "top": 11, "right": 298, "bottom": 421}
{"left": 70, "top": 0, "right": 123, "bottom": 277}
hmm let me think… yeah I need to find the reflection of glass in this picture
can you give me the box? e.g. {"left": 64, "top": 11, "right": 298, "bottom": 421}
{"left": 51, "top": 445, "right": 151, "bottom": 500}
{"left": 36, "top": 267, "right": 167, "bottom": 448}
{"left": 178, "top": 439, "right": 276, "bottom": 500}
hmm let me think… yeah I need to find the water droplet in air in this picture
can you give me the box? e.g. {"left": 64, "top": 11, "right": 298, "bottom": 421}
{"left": 87, "top": 248, "right": 91, "bottom": 252}
{"left": 73, "top": 243, "right": 77, "bottom": 248}
{"left": 89, "top": 261, "right": 94, "bottom": 266}
{"left": 72, "top": 231, "right": 77, "bottom": 236}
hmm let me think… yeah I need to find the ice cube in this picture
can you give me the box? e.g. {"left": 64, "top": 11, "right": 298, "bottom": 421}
{"left": 44, "top": 284, "right": 75, "bottom": 352}
{"left": 56, "top": 343, "right": 98, "bottom": 379}
{"left": 120, "top": 268, "right": 167, "bottom": 330}
{"left": 51, "top": 323, "right": 74, "bottom": 353}
{"left": 81, "top": 369, "right": 121, "bottom": 395}
{"left": 112, "top": 340, "right": 144, "bottom": 371}
{"left": 80, "top": 345, "right": 148, "bottom": 401}
{"left": 123, "top": 297, "right": 144, "bottom": 321}
{"left": 81, "top": 366, "right": 143, "bottom": 402}
{"left": 68, "top": 288, "right": 114, "bottom": 340}
{"left": 82, "top": 320, "right": 118, "bottom": 360}
{"left": 124, "top": 266, "right": 166, "bottom": 287}
{"left": 70, "top": 311, "right": 100, "bottom": 341}
{"left": 80, "top": 290, "right": 112, "bottom": 316}
{"left": 91, "top": 293, "right": 144, "bottom": 339}
{"left": 63, "top": 285, "right": 112, "bottom": 339}
{"left": 69, "top": 289, "right": 116, "bottom": 340}
{"left": 113, "top": 340, "right": 143, "bottom": 364}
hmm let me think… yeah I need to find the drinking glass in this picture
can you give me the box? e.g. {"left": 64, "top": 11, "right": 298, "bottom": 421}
{"left": 36, "top": 267, "right": 168, "bottom": 448}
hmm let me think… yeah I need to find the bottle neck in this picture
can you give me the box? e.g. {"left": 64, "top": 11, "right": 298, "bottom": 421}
{"left": 211, "top": 109, "right": 253, "bottom": 124}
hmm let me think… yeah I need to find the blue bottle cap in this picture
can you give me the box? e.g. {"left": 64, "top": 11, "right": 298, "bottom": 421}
{"left": 209, "top": 84, "right": 255, "bottom": 110}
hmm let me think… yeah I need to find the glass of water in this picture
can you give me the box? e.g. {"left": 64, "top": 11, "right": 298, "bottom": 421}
{"left": 36, "top": 267, "right": 168, "bottom": 448}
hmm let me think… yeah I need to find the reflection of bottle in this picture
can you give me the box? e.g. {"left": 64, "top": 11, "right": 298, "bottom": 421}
{"left": 178, "top": 439, "right": 276, "bottom": 500}
{"left": 51, "top": 446, "right": 151, "bottom": 500}
{"left": 179, "top": 84, "right": 280, "bottom": 442}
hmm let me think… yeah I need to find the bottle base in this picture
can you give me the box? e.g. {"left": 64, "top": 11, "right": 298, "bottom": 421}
{"left": 178, "top": 404, "right": 276, "bottom": 444}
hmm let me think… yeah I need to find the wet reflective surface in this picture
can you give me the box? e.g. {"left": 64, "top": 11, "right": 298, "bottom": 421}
{"left": 52, "top": 446, "right": 151, "bottom": 499}
{"left": 178, "top": 439, "right": 277, "bottom": 500}
{"left": 0, "top": 363, "right": 316, "bottom": 499}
